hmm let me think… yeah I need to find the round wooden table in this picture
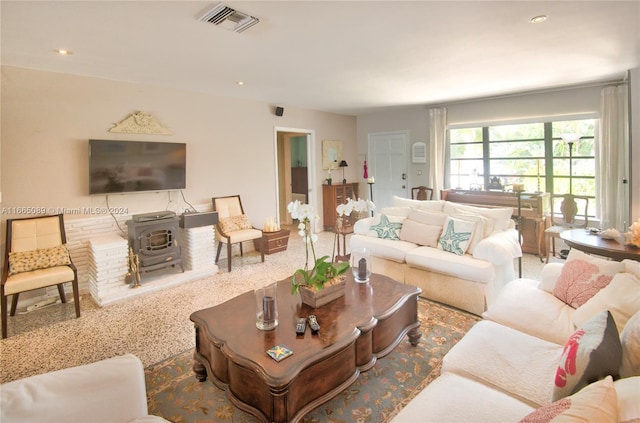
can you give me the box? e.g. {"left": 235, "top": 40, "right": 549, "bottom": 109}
{"left": 560, "top": 228, "right": 640, "bottom": 261}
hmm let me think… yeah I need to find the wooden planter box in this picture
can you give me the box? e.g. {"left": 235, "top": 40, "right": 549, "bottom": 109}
{"left": 299, "top": 277, "right": 346, "bottom": 308}
{"left": 254, "top": 229, "right": 290, "bottom": 255}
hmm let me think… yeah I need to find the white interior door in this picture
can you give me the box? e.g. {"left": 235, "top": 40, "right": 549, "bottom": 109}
{"left": 368, "top": 132, "right": 408, "bottom": 209}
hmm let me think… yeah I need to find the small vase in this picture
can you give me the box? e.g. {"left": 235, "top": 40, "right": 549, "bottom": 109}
{"left": 299, "top": 276, "right": 346, "bottom": 308}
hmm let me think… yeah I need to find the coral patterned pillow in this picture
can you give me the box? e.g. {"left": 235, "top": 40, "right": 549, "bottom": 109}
{"left": 218, "top": 215, "right": 253, "bottom": 233}
{"left": 519, "top": 376, "right": 617, "bottom": 423}
{"left": 8, "top": 245, "right": 72, "bottom": 276}
{"left": 552, "top": 310, "right": 621, "bottom": 401}
{"left": 553, "top": 249, "right": 624, "bottom": 308}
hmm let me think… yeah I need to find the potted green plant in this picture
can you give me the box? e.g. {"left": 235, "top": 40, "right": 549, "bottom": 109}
{"left": 287, "top": 200, "right": 349, "bottom": 307}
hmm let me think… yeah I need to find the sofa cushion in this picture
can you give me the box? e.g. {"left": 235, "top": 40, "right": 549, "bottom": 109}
{"left": 406, "top": 246, "right": 495, "bottom": 283}
{"left": 519, "top": 376, "right": 617, "bottom": 423}
{"left": 620, "top": 311, "right": 640, "bottom": 378}
{"left": 540, "top": 263, "right": 565, "bottom": 293}
{"left": 367, "top": 214, "right": 404, "bottom": 240}
{"left": 443, "top": 201, "right": 513, "bottom": 232}
{"left": 572, "top": 272, "right": 640, "bottom": 335}
{"left": 614, "top": 376, "right": 640, "bottom": 422}
{"left": 437, "top": 216, "right": 476, "bottom": 255}
{"left": 399, "top": 208, "right": 445, "bottom": 247}
{"left": 378, "top": 206, "right": 411, "bottom": 218}
{"left": 392, "top": 195, "right": 445, "bottom": 211}
{"left": 1, "top": 354, "right": 151, "bottom": 423}
{"left": 553, "top": 249, "right": 624, "bottom": 308}
{"left": 553, "top": 310, "right": 622, "bottom": 401}
{"left": 350, "top": 234, "right": 417, "bottom": 263}
{"left": 483, "top": 278, "right": 576, "bottom": 345}
{"left": 442, "top": 320, "right": 563, "bottom": 407}
{"left": 391, "top": 372, "right": 535, "bottom": 423}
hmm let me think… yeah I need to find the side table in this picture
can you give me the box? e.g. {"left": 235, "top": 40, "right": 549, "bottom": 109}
{"left": 254, "top": 229, "right": 291, "bottom": 255}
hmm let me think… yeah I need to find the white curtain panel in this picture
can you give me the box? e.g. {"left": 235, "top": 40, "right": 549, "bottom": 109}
{"left": 598, "top": 84, "right": 630, "bottom": 231}
{"left": 428, "top": 107, "right": 448, "bottom": 199}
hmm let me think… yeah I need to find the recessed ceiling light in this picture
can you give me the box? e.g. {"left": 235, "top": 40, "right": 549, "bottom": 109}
{"left": 54, "top": 49, "right": 73, "bottom": 55}
{"left": 237, "top": 81, "right": 245, "bottom": 86}
{"left": 530, "top": 15, "right": 547, "bottom": 24}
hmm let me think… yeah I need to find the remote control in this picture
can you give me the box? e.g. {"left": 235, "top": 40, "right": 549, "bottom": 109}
{"left": 295, "top": 317, "right": 306, "bottom": 335}
{"left": 308, "top": 315, "right": 320, "bottom": 334}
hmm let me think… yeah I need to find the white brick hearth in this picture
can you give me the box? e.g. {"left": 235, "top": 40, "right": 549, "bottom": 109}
{"left": 61, "top": 208, "right": 218, "bottom": 307}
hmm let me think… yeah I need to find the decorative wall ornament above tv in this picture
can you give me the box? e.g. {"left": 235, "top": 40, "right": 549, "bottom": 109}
{"left": 109, "top": 111, "right": 173, "bottom": 135}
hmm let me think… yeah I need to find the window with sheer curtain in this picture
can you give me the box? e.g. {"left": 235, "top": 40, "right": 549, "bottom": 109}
{"left": 448, "top": 118, "right": 597, "bottom": 216}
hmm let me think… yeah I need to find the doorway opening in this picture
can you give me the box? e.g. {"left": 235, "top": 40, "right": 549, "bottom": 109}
{"left": 274, "top": 128, "right": 316, "bottom": 227}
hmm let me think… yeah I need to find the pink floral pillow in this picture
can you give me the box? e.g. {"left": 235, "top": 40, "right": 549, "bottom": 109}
{"left": 519, "top": 376, "right": 617, "bottom": 423}
{"left": 553, "top": 249, "right": 625, "bottom": 308}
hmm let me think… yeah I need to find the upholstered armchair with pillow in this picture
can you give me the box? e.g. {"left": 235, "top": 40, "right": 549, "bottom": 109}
{"left": 1, "top": 214, "right": 80, "bottom": 338}
{"left": 212, "top": 195, "right": 264, "bottom": 272}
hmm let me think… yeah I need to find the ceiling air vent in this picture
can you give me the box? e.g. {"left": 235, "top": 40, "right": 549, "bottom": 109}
{"left": 199, "top": 3, "right": 259, "bottom": 33}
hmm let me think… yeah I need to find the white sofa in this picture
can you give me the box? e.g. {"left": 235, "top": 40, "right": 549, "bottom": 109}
{"left": 350, "top": 196, "right": 521, "bottom": 315}
{"left": 392, "top": 253, "right": 640, "bottom": 423}
{"left": 0, "top": 354, "right": 169, "bottom": 423}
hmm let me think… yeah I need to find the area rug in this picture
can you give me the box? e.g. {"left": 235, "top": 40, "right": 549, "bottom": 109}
{"left": 145, "top": 299, "right": 479, "bottom": 423}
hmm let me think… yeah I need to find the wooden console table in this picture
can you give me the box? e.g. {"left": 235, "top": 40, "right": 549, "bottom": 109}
{"left": 442, "top": 189, "right": 550, "bottom": 258}
{"left": 560, "top": 229, "right": 640, "bottom": 261}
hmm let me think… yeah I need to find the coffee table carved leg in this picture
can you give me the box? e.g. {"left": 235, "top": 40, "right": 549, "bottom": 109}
{"left": 408, "top": 326, "right": 422, "bottom": 346}
{"left": 193, "top": 359, "right": 207, "bottom": 382}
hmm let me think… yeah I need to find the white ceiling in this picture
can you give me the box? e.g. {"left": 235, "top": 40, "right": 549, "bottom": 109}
{"left": 2, "top": 1, "right": 639, "bottom": 116}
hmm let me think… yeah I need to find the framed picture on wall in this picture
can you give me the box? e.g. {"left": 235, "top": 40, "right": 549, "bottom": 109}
{"left": 322, "top": 140, "right": 342, "bottom": 170}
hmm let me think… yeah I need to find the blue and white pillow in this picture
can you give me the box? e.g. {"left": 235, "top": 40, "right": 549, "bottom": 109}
{"left": 368, "top": 214, "right": 403, "bottom": 240}
{"left": 437, "top": 216, "right": 475, "bottom": 255}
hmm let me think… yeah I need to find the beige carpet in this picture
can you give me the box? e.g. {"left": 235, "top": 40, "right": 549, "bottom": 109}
{"left": 0, "top": 228, "right": 545, "bottom": 384}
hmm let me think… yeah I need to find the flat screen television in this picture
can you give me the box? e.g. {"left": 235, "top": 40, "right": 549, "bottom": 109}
{"left": 89, "top": 139, "right": 186, "bottom": 195}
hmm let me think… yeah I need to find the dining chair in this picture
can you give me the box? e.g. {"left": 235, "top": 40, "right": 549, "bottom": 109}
{"left": 411, "top": 186, "right": 434, "bottom": 201}
{"left": 544, "top": 194, "right": 590, "bottom": 263}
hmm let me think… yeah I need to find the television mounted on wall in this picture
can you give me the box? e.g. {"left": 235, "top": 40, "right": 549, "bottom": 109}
{"left": 89, "top": 139, "right": 186, "bottom": 195}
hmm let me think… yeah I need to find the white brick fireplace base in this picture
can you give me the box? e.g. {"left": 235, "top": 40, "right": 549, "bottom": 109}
{"left": 52, "top": 209, "right": 216, "bottom": 307}
{"left": 87, "top": 225, "right": 218, "bottom": 306}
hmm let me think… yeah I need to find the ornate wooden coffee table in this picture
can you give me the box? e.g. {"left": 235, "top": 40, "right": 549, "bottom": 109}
{"left": 190, "top": 273, "right": 421, "bottom": 423}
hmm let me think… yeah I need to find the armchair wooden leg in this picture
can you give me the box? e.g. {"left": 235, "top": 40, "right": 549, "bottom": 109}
{"left": 1, "top": 291, "right": 7, "bottom": 339}
{"left": 57, "top": 284, "right": 67, "bottom": 303}
{"left": 10, "top": 293, "right": 20, "bottom": 316}
{"left": 260, "top": 237, "right": 265, "bottom": 263}
{"left": 227, "top": 242, "right": 232, "bottom": 272}
{"left": 215, "top": 242, "right": 222, "bottom": 264}
{"left": 239, "top": 242, "right": 244, "bottom": 257}
{"left": 72, "top": 279, "right": 81, "bottom": 318}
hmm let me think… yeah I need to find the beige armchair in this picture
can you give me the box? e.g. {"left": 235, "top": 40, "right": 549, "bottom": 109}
{"left": 1, "top": 214, "right": 80, "bottom": 338}
{"left": 212, "top": 195, "right": 264, "bottom": 272}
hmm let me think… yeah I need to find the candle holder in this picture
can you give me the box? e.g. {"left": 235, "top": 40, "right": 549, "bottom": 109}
{"left": 351, "top": 247, "right": 371, "bottom": 283}
{"left": 255, "top": 283, "right": 278, "bottom": 330}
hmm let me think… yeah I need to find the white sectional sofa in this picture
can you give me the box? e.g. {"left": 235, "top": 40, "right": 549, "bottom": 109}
{"left": 350, "top": 196, "right": 522, "bottom": 315}
{"left": 393, "top": 252, "right": 640, "bottom": 423}
{"left": 0, "top": 354, "right": 169, "bottom": 423}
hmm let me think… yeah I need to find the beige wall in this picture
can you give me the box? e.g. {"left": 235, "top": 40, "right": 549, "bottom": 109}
{"left": 1, "top": 66, "right": 357, "bottom": 228}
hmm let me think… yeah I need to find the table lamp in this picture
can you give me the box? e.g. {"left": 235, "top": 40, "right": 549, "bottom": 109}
{"left": 339, "top": 160, "right": 348, "bottom": 184}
